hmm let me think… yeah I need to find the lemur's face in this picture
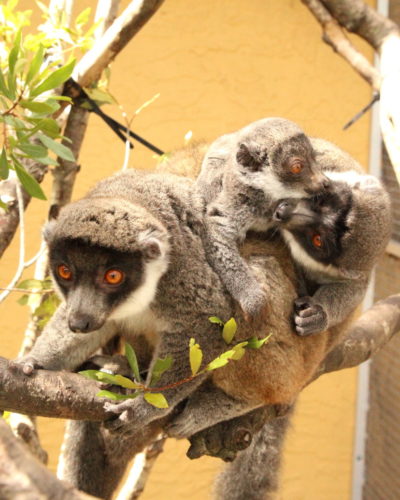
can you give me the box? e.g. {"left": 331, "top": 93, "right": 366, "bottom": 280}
{"left": 236, "top": 131, "right": 331, "bottom": 200}
{"left": 49, "top": 239, "right": 146, "bottom": 333}
{"left": 269, "top": 133, "right": 331, "bottom": 195}
{"left": 273, "top": 182, "right": 353, "bottom": 266}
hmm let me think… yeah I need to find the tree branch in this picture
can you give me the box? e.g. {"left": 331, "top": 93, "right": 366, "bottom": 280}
{"left": 320, "top": 0, "right": 399, "bottom": 49}
{"left": 73, "top": 0, "right": 166, "bottom": 88}
{"left": 0, "top": 419, "right": 99, "bottom": 500}
{"left": 302, "top": 0, "right": 400, "bottom": 187}
{"left": 301, "top": 0, "right": 381, "bottom": 89}
{"left": 0, "top": 0, "right": 165, "bottom": 259}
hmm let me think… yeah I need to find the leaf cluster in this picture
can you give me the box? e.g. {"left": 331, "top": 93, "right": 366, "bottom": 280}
{"left": 80, "top": 316, "right": 271, "bottom": 409}
{"left": 17, "top": 278, "right": 60, "bottom": 329}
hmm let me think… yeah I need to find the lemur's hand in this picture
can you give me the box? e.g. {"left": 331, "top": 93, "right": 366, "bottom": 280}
{"left": 10, "top": 356, "right": 43, "bottom": 376}
{"left": 293, "top": 296, "right": 328, "bottom": 336}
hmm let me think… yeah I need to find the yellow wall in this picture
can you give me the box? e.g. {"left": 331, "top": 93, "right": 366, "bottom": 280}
{"left": 1, "top": 0, "right": 377, "bottom": 498}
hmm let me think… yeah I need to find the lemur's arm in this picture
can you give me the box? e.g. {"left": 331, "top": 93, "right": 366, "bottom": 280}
{"left": 294, "top": 277, "right": 368, "bottom": 336}
{"left": 202, "top": 202, "right": 266, "bottom": 318}
{"left": 17, "top": 303, "right": 118, "bottom": 373}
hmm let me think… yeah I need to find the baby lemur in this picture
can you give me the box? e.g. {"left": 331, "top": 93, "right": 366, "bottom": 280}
{"left": 272, "top": 137, "right": 391, "bottom": 335}
{"left": 196, "top": 117, "right": 330, "bottom": 317}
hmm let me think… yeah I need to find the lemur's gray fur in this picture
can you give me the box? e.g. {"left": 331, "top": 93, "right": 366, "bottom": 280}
{"left": 273, "top": 137, "right": 392, "bottom": 335}
{"left": 196, "top": 117, "right": 330, "bottom": 316}
{"left": 16, "top": 136, "right": 391, "bottom": 500}
{"left": 18, "top": 169, "right": 266, "bottom": 435}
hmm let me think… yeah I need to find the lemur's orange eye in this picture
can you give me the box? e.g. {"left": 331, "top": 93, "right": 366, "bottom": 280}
{"left": 104, "top": 269, "right": 124, "bottom": 285}
{"left": 57, "top": 264, "right": 72, "bottom": 280}
{"left": 312, "top": 234, "right": 323, "bottom": 248}
{"left": 290, "top": 159, "right": 304, "bottom": 174}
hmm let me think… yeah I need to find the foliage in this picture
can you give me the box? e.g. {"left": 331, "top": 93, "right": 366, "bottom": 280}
{"left": 80, "top": 317, "right": 272, "bottom": 408}
{"left": 0, "top": 0, "right": 103, "bottom": 208}
{"left": 17, "top": 278, "right": 60, "bottom": 328}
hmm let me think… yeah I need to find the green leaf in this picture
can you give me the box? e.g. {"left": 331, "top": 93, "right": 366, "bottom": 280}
{"left": 30, "top": 59, "right": 75, "bottom": 97}
{"left": 13, "top": 160, "right": 47, "bottom": 200}
{"left": 0, "top": 149, "right": 9, "bottom": 179}
{"left": 79, "top": 369, "right": 102, "bottom": 381}
{"left": 222, "top": 317, "right": 237, "bottom": 344}
{"left": 17, "top": 294, "right": 29, "bottom": 306}
{"left": 246, "top": 333, "right": 272, "bottom": 349}
{"left": 25, "top": 44, "right": 44, "bottom": 84}
{"left": 208, "top": 316, "right": 224, "bottom": 326}
{"left": 20, "top": 99, "right": 60, "bottom": 115}
{"left": 144, "top": 392, "right": 169, "bottom": 408}
{"left": 0, "top": 69, "right": 12, "bottom": 100}
{"left": 17, "top": 142, "right": 48, "bottom": 158}
{"left": 33, "top": 293, "right": 60, "bottom": 320}
{"left": 27, "top": 118, "right": 60, "bottom": 138}
{"left": 17, "top": 279, "right": 44, "bottom": 290}
{"left": 189, "top": 338, "right": 203, "bottom": 376}
{"left": 30, "top": 156, "right": 59, "bottom": 166}
{"left": 97, "top": 390, "right": 138, "bottom": 401}
{"left": 125, "top": 343, "right": 141, "bottom": 382}
{"left": 75, "top": 7, "right": 91, "bottom": 28}
{"left": 150, "top": 356, "right": 173, "bottom": 386}
{"left": 230, "top": 341, "right": 248, "bottom": 360}
{"left": 97, "top": 372, "right": 142, "bottom": 389}
{"left": 206, "top": 356, "right": 230, "bottom": 371}
{"left": 8, "top": 29, "right": 22, "bottom": 77}
{"left": 84, "top": 87, "right": 116, "bottom": 106}
{"left": 38, "top": 133, "right": 75, "bottom": 161}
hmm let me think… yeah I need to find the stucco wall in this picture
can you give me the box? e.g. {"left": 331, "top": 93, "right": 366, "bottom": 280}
{"left": 1, "top": 0, "right": 377, "bottom": 498}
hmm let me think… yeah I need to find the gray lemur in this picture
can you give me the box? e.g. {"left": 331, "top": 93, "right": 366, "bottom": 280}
{"left": 196, "top": 117, "right": 331, "bottom": 317}
{"left": 16, "top": 138, "right": 391, "bottom": 500}
{"left": 272, "top": 137, "right": 392, "bottom": 335}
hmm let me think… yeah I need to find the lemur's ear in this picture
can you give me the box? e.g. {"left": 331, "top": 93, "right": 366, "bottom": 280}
{"left": 138, "top": 228, "right": 169, "bottom": 261}
{"left": 236, "top": 141, "right": 269, "bottom": 172}
{"left": 42, "top": 220, "right": 58, "bottom": 245}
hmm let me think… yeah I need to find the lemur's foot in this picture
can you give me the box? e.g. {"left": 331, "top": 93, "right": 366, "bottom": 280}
{"left": 293, "top": 296, "right": 328, "bottom": 336}
{"left": 238, "top": 286, "right": 267, "bottom": 320}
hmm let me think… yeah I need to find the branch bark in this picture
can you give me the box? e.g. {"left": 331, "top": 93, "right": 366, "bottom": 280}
{"left": 74, "top": 0, "right": 166, "bottom": 88}
{"left": 0, "top": 294, "right": 399, "bottom": 439}
{"left": 301, "top": 0, "right": 381, "bottom": 89}
{"left": 302, "top": 0, "right": 400, "bottom": 186}
{"left": 0, "top": 419, "right": 99, "bottom": 500}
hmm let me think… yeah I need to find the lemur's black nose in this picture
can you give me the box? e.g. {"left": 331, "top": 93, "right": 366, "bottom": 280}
{"left": 273, "top": 200, "right": 292, "bottom": 222}
{"left": 68, "top": 313, "right": 95, "bottom": 333}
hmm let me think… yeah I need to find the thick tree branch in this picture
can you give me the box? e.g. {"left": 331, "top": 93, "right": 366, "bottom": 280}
{"left": 0, "top": 358, "right": 108, "bottom": 420}
{"left": 301, "top": 0, "right": 380, "bottom": 89}
{"left": 320, "top": 0, "right": 399, "bottom": 49}
{"left": 0, "top": 294, "right": 399, "bottom": 434}
{"left": 73, "top": 0, "right": 166, "bottom": 88}
{"left": 302, "top": 0, "right": 400, "bottom": 186}
{"left": 0, "top": 419, "right": 99, "bottom": 500}
{"left": 315, "top": 294, "right": 400, "bottom": 377}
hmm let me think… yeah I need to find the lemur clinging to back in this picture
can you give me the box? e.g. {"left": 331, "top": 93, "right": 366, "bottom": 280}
{"left": 196, "top": 117, "right": 331, "bottom": 317}
{"left": 272, "top": 137, "right": 391, "bottom": 335}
